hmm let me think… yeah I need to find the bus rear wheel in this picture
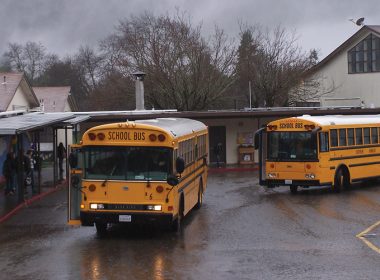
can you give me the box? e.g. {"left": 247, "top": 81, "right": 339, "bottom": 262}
{"left": 290, "top": 185, "right": 298, "bottom": 194}
{"left": 334, "top": 167, "right": 349, "bottom": 193}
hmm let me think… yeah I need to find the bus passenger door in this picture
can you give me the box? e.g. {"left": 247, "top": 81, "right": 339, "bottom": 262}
{"left": 67, "top": 145, "right": 82, "bottom": 225}
{"left": 254, "top": 128, "right": 267, "bottom": 186}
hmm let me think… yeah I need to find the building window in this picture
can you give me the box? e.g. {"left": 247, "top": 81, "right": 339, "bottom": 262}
{"left": 348, "top": 34, "right": 380, "bottom": 73}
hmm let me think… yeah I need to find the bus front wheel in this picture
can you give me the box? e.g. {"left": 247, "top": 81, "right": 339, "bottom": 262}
{"left": 95, "top": 222, "right": 107, "bottom": 235}
{"left": 334, "top": 168, "right": 349, "bottom": 193}
{"left": 290, "top": 185, "right": 298, "bottom": 194}
{"left": 195, "top": 181, "right": 204, "bottom": 209}
{"left": 172, "top": 198, "right": 184, "bottom": 232}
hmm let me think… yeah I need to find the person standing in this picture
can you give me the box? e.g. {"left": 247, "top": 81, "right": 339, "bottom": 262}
{"left": 24, "top": 149, "right": 36, "bottom": 194}
{"left": 215, "top": 142, "right": 223, "bottom": 168}
{"left": 57, "top": 142, "right": 66, "bottom": 181}
{"left": 2, "top": 152, "right": 16, "bottom": 195}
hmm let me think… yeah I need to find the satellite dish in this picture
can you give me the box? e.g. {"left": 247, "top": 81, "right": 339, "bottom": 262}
{"left": 349, "top": 17, "right": 365, "bottom": 26}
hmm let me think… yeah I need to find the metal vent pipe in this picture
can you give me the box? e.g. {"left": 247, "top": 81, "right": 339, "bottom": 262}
{"left": 132, "top": 71, "right": 146, "bottom": 110}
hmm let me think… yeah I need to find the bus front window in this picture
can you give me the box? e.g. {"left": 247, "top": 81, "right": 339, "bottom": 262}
{"left": 84, "top": 146, "right": 172, "bottom": 181}
{"left": 268, "top": 132, "right": 317, "bottom": 161}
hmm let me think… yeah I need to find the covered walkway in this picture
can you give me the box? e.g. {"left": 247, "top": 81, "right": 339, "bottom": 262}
{"left": 0, "top": 112, "right": 84, "bottom": 204}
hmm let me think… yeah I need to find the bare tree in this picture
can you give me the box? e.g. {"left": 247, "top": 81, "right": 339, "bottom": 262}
{"left": 101, "top": 12, "right": 236, "bottom": 110}
{"left": 75, "top": 46, "right": 104, "bottom": 91}
{"left": 236, "top": 26, "right": 328, "bottom": 107}
{"left": 4, "top": 41, "right": 46, "bottom": 84}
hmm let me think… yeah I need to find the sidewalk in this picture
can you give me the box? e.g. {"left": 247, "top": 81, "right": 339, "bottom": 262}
{"left": 0, "top": 165, "right": 67, "bottom": 223}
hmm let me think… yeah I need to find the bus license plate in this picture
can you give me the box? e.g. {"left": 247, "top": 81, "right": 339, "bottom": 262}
{"left": 285, "top": 180, "right": 292, "bottom": 184}
{"left": 119, "top": 215, "right": 132, "bottom": 222}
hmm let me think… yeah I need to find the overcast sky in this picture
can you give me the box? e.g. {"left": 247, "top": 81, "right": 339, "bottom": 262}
{"left": 1, "top": 0, "right": 380, "bottom": 60}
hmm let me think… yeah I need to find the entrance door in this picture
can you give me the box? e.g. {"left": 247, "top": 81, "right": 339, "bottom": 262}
{"left": 209, "top": 126, "right": 226, "bottom": 166}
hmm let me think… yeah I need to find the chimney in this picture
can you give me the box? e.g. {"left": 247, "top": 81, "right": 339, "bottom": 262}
{"left": 132, "top": 71, "right": 146, "bottom": 110}
{"left": 2, "top": 76, "right": 6, "bottom": 85}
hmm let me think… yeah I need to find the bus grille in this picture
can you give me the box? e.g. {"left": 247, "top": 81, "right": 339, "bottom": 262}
{"left": 105, "top": 204, "right": 145, "bottom": 211}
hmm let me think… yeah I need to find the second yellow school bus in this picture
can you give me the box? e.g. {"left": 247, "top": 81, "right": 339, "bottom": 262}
{"left": 68, "top": 118, "right": 208, "bottom": 233}
{"left": 255, "top": 114, "right": 380, "bottom": 193}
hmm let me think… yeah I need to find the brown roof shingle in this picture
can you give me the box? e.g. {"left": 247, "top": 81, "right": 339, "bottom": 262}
{"left": 33, "top": 86, "right": 72, "bottom": 112}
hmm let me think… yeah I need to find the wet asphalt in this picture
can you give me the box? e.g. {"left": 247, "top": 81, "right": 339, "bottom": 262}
{"left": 1, "top": 171, "right": 380, "bottom": 280}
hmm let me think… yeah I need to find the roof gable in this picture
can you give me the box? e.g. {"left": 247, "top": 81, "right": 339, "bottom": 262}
{"left": 308, "top": 25, "right": 380, "bottom": 74}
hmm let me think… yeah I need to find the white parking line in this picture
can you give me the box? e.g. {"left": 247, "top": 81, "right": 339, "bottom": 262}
{"left": 356, "top": 220, "right": 380, "bottom": 254}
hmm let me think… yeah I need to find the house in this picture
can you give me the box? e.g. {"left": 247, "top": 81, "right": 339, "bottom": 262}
{"left": 304, "top": 25, "right": 380, "bottom": 108}
{"left": 0, "top": 72, "right": 39, "bottom": 112}
{"left": 32, "top": 86, "right": 78, "bottom": 155}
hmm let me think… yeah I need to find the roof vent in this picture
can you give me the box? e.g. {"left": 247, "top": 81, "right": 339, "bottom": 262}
{"left": 1, "top": 76, "right": 6, "bottom": 85}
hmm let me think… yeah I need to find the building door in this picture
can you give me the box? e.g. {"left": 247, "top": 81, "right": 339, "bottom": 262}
{"left": 209, "top": 126, "right": 226, "bottom": 166}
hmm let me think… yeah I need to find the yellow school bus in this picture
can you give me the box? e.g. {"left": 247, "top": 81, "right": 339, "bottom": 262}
{"left": 68, "top": 118, "right": 208, "bottom": 233}
{"left": 255, "top": 114, "right": 380, "bottom": 193}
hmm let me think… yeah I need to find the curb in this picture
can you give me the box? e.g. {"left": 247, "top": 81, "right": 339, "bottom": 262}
{"left": 208, "top": 166, "right": 258, "bottom": 173}
{"left": 0, "top": 183, "right": 66, "bottom": 224}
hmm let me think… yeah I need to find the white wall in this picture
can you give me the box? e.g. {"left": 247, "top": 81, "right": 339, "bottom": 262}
{"left": 6, "top": 87, "right": 30, "bottom": 111}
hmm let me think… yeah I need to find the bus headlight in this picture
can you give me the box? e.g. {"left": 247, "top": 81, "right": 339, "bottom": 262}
{"left": 268, "top": 173, "right": 277, "bottom": 178}
{"left": 90, "top": 203, "right": 105, "bottom": 210}
{"left": 146, "top": 205, "right": 162, "bottom": 211}
{"left": 305, "top": 173, "right": 315, "bottom": 179}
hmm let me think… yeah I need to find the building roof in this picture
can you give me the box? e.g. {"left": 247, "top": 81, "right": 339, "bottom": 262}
{"left": 307, "top": 25, "right": 380, "bottom": 75}
{"left": 33, "top": 86, "right": 75, "bottom": 112}
{"left": 0, "top": 72, "right": 39, "bottom": 111}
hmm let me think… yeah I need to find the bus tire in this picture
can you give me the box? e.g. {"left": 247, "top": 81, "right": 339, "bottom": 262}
{"left": 290, "top": 185, "right": 298, "bottom": 194}
{"left": 95, "top": 222, "right": 107, "bottom": 236}
{"left": 195, "top": 180, "right": 204, "bottom": 209}
{"left": 172, "top": 196, "right": 184, "bottom": 232}
{"left": 334, "top": 167, "right": 349, "bottom": 193}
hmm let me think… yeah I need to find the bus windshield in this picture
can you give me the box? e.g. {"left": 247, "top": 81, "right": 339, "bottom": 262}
{"left": 83, "top": 146, "right": 172, "bottom": 181}
{"left": 267, "top": 132, "right": 317, "bottom": 161}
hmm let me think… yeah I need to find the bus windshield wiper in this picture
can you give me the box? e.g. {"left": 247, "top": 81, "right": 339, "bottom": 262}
{"left": 102, "top": 164, "right": 117, "bottom": 186}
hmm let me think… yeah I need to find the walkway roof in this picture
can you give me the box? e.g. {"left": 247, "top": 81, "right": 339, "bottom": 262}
{"left": 0, "top": 112, "right": 76, "bottom": 135}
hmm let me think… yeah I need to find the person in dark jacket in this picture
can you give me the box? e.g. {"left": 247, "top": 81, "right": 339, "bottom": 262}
{"left": 57, "top": 142, "right": 66, "bottom": 181}
{"left": 2, "top": 152, "right": 16, "bottom": 195}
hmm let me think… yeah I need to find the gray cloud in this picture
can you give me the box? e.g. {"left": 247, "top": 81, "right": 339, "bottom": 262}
{"left": 1, "top": 0, "right": 380, "bottom": 59}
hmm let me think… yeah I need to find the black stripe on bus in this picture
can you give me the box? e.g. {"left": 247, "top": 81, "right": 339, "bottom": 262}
{"left": 178, "top": 171, "right": 204, "bottom": 193}
{"left": 349, "top": 161, "right": 380, "bottom": 168}
{"left": 330, "top": 153, "right": 380, "bottom": 161}
{"left": 352, "top": 175, "right": 380, "bottom": 183}
{"left": 330, "top": 143, "right": 380, "bottom": 151}
{"left": 177, "top": 164, "right": 206, "bottom": 193}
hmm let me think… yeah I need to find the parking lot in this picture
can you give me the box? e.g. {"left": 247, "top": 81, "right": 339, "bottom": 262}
{"left": 1, "top": 170, "right": 380, "bottom": 280}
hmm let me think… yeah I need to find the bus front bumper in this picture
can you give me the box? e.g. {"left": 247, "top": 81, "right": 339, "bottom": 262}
{"left": 266, "top": 179, "right": 328, "bottom": 187}
{"left": 80, "top": 211, "right": 174, "bottom": 227}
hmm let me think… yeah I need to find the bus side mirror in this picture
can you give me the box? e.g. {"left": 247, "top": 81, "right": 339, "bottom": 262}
{"left": 254, "top": 127, "right": 266, "bottom": 149}
{"left": 176, "top": 157, "right": 185, "bottom": 174}
{"left": 68, "top": 152, "right": 78, "bottom": 168}
{"left": 167, "top": 174, "right": 179, "bottom": 186}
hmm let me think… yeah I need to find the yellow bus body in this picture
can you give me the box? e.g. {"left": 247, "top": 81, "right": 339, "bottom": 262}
{"left": 69, "top": 118, "right": 208, "bottom": 230}
{"left": 261, "top": 115, "right": 380, "bottom": 192}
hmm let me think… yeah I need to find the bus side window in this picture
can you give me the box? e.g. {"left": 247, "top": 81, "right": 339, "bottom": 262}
{"left": 330, "top": 130, "right": 338, "bottom": 147}
{"left": 319, "top": 132, "right": 329, "bottom": 152}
